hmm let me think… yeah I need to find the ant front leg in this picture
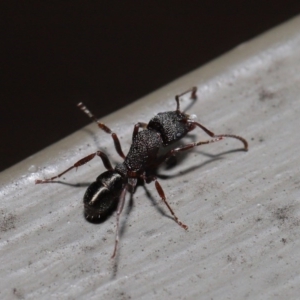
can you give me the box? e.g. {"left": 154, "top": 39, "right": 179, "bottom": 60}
{"left": 158, "top": 137, "right": 225, "bottom": 166}
{"left": 175, "top": 87, "right": 197, "bottom": 112}
{"left": 174, "top": 88, "right": 248, "bottom": 150}
{"left": 77, "top": 102, "right": 126, "bottom": 159}
{"left": 35, "top": 151, "right": 113, "bottom": 184}
{"left": 189, "top": 121, "right": 248, "bottom": 150}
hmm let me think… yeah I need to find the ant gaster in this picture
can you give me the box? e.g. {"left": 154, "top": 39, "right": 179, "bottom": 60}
{"left": 36, "top": 87, "right": 248, "bottom": 258}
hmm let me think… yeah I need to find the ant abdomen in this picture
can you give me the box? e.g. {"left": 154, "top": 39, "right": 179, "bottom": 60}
{"left": 83, "top": 171, "right": 124, "bottom": 220}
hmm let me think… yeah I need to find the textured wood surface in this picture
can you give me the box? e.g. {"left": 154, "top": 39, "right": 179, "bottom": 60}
{"left": 1, "top": 16, "right": 300, "bottom": 300}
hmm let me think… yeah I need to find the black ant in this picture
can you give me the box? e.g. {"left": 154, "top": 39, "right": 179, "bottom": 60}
{"left": 36, "top": 87, "right": 248, "bottom": 258}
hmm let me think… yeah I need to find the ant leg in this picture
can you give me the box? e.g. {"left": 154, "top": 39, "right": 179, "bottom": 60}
{"left": 189, "top": 121, "right": 248, "bottom": 150}
{"left": 111, "top": 186, "right": 127, "bottom": 259}
{"left": 157, "top": 137, "right": 224, "bottom": 166}
{"left": 175, "top": 87, "right": 197, "bottom": 112}
{"left": 78, "top": 102, "right": 126, "bottom": 159}
{"left": 132, "top": 122, "right": 148, "bottom": 141}
{"left": 35, "top": 151, "right": 113, "bottom": 184}
{"left": 154, "top": 179, "right": 188, "bottom": 230}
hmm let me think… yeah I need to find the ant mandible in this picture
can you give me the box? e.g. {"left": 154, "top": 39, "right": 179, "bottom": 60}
{"left": 36, "top": 87, "right": 248, "bottom": 258}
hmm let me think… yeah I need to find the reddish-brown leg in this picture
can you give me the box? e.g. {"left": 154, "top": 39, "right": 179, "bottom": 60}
{"left": 149, "top": 138, "right": 224, "bottom": 229}
{"left": 154, "top": 179, "right": 188, "bottom": 230}
{"left": 132, "top": 122, "right": 148, "bottom": 141}
{"left": 35, "top": 151, "right": 113, "bottom": 184}
{"left": 175, "top": 87, "right": 197, "bottom": 112}
{"left": 156, "top": 137, "right": 224, "bottom": 167}
{"left": 111, "top": 186, "right": 127, "bottom": 259}
{"left": 77, "top": 102, "right": 126, "bottom": 159}
{"left": 174, "top": 87, "right": 248, "bottom": 150}
{"left": 190, "top": 121, "right": 248, "bottom": 150}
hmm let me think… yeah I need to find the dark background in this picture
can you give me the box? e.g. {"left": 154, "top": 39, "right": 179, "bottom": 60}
{"left": 2, "top": 1, "right": 300, "bottom": 171}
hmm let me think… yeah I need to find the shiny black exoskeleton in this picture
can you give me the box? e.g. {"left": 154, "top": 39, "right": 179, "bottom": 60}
{"left": 36, "top": 87, "right": 248, "bottom": 258}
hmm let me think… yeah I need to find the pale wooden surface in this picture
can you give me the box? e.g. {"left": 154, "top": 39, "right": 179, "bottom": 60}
{"left": 1, "top": 16, "right": 300, "bottom": 300}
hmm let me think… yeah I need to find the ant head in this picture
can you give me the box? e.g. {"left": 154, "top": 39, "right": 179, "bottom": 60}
{"left": 148, "top": 111, "right": 195, "bottom": 145}
{"left": 83, "top": 170, "right": 124, "bottom": 220}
